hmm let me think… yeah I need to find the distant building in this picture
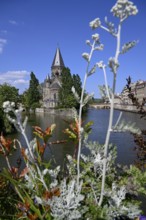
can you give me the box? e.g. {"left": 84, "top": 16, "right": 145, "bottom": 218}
{"left": 42, "top": 48, "right": 65, "bottom": 108}
{"left": 121, "top": 80, "right": 146, "bottom": 105}
{"left": 114, "top": 94, "right": 122, "bottom": 105}
{"left": 135, "top": 80, "right": 146, "bottom": 103}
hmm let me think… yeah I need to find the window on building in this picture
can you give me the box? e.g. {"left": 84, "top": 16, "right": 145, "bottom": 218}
{"left": 54, "top": 93, "right": 56, "bottom": 100}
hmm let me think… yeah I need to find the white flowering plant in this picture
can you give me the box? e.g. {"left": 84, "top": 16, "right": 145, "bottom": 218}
{"left": 0, "top": 0, "right": 146, "bottom": 219}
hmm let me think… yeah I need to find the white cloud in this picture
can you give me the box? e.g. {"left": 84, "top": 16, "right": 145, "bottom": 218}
{"left": 0, "top": 70, "right": 29, "bottom": 80}
{"left": 0, "top": 70, "right": 30, "bottom": 93}
{"left": 9, "top": 20, "right": 18, "bottom": 25}
{"left": 13, "top": 79, "right": 29, "bottom": 85}
{"left": 1, "top": 30, "right": 8, "bottom": 34}
{"left": 0, "top": 38, "right": 7, "bottom": 54}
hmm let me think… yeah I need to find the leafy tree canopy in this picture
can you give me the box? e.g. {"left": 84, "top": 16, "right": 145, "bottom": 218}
{"left": 0, "top": 83, "right": 19, "bottom": 106}
{"left": 22, "top": 72, "right": 41, "bottom": 109}
{"left": 59, "top": 67, "right": 82, "bottom": 109}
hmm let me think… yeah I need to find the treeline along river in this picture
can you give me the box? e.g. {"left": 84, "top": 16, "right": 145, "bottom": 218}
{"left": 0, "top": 108, "right": 146, "bottom": 213}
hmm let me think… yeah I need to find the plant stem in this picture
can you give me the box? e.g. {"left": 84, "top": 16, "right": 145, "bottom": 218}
{"left": 19, "top": 122, "right": 49, "bottom": 191}
{"left": 103, "top": 65, "right": 111, "bottom": 103}
{"left": 36, "top": 165, "right": 49, "bottom": 191}
{"left": 21, "top": 129, "right": 34, "bottom": 161}
{"left": 1, "top": 145, "right": 11, "bottom": 171}
{"left": 77, "top": 41, "right": 95, "bottom": 186}
{"left": 98, "top": 22, "right": 121, "bottom": 206}
{"left": 114, "top": 111, "right": 123, "bottom": 129}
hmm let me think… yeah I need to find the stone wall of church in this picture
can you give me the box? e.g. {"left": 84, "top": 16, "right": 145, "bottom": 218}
{"left": 35, "top": 107, "right": 74, "bottom": 118}
{"left": 43, "top": 87, "right": 59, "bottom": 108}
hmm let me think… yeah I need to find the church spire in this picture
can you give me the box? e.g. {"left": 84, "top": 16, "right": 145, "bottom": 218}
{"left": 51, "top": 47, "right": 65, "bottom": 77}
{"left": 51, "top": 47, "right": 65, "bottom": 68}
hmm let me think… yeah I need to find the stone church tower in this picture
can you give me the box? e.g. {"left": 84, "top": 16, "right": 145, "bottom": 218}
{"left": 43, "top": 48, "right": 65, "bottom": 108}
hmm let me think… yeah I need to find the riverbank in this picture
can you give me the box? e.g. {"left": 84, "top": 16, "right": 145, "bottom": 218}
{"left": 35, "top": 107, "right": 74, "bottom": 117}
{"left": 36, "top": 104, "right": 146, "bottom": 116}
{"left": 90, "top": 103, "right": 146, "bottom": 113}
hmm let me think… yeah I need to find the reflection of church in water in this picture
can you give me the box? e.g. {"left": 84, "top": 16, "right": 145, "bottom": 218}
{"left": 43, "top": 48, "right": 65, "bottom": 108}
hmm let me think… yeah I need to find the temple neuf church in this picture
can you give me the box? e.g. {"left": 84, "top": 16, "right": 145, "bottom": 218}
{"left": 42, "top": 48, "right": 65, "bottom": 108}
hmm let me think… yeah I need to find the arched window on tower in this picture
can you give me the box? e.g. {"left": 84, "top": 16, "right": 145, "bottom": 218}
{"left": 54, "top": 93, "right": 56, "bottom": 100}
{"left": 55, "top": 71, "right": 59, "bottom": 76}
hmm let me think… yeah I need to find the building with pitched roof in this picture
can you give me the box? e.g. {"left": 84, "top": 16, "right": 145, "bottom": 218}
{"left": 42, "top": 48, "right": 65, "bottom": 108}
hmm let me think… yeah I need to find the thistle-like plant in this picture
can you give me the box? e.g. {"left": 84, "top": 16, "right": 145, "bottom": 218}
{"left": 71, "top": 0, "right": 139, "bottom": 208}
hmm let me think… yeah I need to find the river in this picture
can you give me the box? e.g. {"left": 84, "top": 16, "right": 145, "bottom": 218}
{"left": 0, "top": 108, "right": 146, "bottom": 213}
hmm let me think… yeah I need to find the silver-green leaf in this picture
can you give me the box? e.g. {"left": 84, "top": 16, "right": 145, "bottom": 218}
{"left": 120, "top": 40, "right": 138, "bottom": 54}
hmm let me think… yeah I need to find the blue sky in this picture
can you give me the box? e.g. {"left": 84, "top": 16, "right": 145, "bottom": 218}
{"left": 0, "top": 0, "right": 146, "bottom": 97}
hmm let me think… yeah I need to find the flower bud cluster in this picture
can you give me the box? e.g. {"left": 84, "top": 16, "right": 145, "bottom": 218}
{"left": 94, "top": 44, "right": 104, "bottom": 51}
{"left": 89, "top": 18, "right": 101, "bottom": 29}
{"left": 96, "top": 61, "right": 104, "bottom": 69}
{"left": 3, "top": 101, "right": 15, "bottom": 113}
{"left": 3, "top": 101, "right": 25, "bottom": 132}
{"left": 92, "top": 33, "right": 100, "bottom": 42}
{"left": 6, "top": 115, "right": 16, "bottom": 124}
{"left": 108, "top": 57, "right": 119, "bottom": 74}
{"left": 82, "top": 52, "right": 89, "bottom": 61}
{"left": 86, "top": 40, "right": 92, "bottom": 47}
{"left": 111, "top": 0, "right": 138, "bottom": 20}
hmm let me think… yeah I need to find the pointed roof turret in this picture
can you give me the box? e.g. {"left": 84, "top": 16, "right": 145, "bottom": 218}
{"left": 51, "top": 48, "right": 65, "bottom": 68}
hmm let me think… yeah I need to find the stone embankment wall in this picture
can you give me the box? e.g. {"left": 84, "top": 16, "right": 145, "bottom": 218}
{"left": 114, "top": 104, "right": 146, "bottom": 112}
{"left": 90, "top": 104, "right": 146, "bottom": 113}
{"left": 35, "top": 108, "right": 74, "bottom": 117}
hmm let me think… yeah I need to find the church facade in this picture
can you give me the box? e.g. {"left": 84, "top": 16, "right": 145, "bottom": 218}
{"left": 42, "top": 48, "right": 65, "bottom": 108}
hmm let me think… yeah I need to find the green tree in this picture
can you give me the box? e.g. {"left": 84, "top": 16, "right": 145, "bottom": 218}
{"left": 59, "top": 67, "right": 74, "bottom": 108}
{"left": 59, "top": 68, "right": 82, "bottom": 109}
{"left": 20, "top": 90, "right": 30, "bottom": 110}
{"left": 72, "top": 74, "right": 82, "bottom": 97}
{"left": 98, "top": 85, "right": 112, "bottom": 103}
{"left": 0, "top": 83, "right": 19, "bottom": 106}
{"left": 0, "top": 83, "right": 19, "bottom": 133}
{"left": 72, "top": 74, "right": 82, "bottom": 109}
{"left": 26, "top": 72, "right": 41, "bottom": 109}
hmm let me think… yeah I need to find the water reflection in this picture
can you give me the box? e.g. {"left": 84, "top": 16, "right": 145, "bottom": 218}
{"left": 0, "top": 112, "right": 75, "bottom": 169}
{"left": 1, "top": 109, "right": 145, "bottom": 167}
{"left": 1, "top": 109, "right": 146, "bottom": 167}
{"left": 26, "top": 113, "right": 75, "bottom": 166}
{"left": 84, "top": 109, "right": 146, "bottom": 165}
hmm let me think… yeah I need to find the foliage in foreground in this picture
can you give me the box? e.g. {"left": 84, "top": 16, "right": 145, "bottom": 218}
{"left": 0, "top": 176, "right": 18, "bottom": 219}
{"left": 0, "top": 0, "right": 146, "bottom": 219}
{"left": 0, "top": 72, "right": 41, "bottom": 133}
{"left": 0, "top": 104, "right": 146, "bottom": 219}
{"left": 0, "top": 83, "right": 19, "bottom": 133}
